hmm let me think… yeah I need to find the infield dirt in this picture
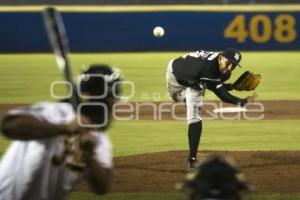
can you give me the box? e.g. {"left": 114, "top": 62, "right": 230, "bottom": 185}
{"left": 108, "top": 151, "right": 300, "bottom": 193}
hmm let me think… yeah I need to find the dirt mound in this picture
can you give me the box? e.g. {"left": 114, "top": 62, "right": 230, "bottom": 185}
{"left": 77, "top": 151, "right": 300, "bottom": 193}
{"left": 109, "top": 151, "right": 300, "bottom": 193}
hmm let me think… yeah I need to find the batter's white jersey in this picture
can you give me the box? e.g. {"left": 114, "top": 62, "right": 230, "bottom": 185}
{"left": 0, "top": 102, "right": 113, "bottom": 200}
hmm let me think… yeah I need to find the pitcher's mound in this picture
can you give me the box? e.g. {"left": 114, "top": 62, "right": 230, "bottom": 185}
{"left": 107, "top": 151, "right": 300, "bottom": 193}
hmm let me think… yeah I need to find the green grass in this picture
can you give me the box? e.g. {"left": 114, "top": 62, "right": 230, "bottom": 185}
{"left": 0, "top": 52, "right": 299, "bottom": 103}
{"left": 69, "top": 192, "right": 184, "bottom": 200}
{"left": 69, "top": 192, "right": 300, "bottom": 200}
{"left": 1, "top": 120, "right": 299, "bottom": 157}
{"left": 0, "top": 134, "right": 10, "bottom": 156}
{"left": 109, "top": 120, "right": 300, "bottom": 156}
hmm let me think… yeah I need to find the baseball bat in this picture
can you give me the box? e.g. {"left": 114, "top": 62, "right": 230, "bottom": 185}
{"left": 43, "top": 7, "right": 85, "bottom": 170}
{"left": 43, "top": 7, "right": 79, "bottom": 109}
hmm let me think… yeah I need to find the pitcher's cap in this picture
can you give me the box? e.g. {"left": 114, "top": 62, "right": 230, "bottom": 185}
{"left": 222, "top": 47, "right": 242, "bottom": 67}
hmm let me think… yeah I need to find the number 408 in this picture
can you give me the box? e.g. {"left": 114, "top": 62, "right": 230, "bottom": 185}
{"left": 224, "top": 14, "right": 297, "bottom": 43}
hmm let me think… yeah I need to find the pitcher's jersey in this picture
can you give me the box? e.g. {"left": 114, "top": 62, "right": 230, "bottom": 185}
{"left": 172, "top": 50, "right": 228, "bottom": 86}
{"left": 0, "top": 102, "right": 112, "bottom": 200}
{"left": 172, "top": 50, "right": 247, "bottom": 106}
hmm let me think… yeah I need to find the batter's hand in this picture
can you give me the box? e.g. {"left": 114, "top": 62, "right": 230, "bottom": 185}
{"left": 247, "top": 93, "right": 258, "bottom": 103}
{"left": 65, "top": 115, "right": 93, "bottom": 135}
{"left": 80, "top": 133, "right": 97, "bottom": 153}
{"left": 69, "top": 133, "right": 97, "bottom": 168}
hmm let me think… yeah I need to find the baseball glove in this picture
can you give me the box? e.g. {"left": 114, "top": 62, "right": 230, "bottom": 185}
{"left": 233, "top": 71, "right": 261, "bottom": 91}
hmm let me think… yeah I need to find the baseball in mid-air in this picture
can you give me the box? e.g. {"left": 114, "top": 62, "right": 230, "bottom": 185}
{"left": 153, "top": 26, "right": 165, "bottom": 37}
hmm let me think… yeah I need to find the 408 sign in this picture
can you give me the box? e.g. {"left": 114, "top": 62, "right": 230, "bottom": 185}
{"left": 224, "top": 14, "right": 297, "bottom": 44}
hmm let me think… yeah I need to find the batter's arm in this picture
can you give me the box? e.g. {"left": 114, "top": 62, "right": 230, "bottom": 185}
{"left": 1, "top": 114, "right": 75, "bottom": 140}
{"left": 85, "top": 159, "right": 112, "bottom": 194}
{"left": 80, "top": 133, "right": 112, "bottom": 194}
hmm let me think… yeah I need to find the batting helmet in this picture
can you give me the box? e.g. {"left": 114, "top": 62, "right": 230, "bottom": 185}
{"left": 78, "top": 64, "right": 122, "bottom": 128}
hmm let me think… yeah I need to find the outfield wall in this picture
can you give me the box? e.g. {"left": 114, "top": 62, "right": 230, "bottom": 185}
{"left": 1, "top": 0, "right": 300, "bottom": 5}
{"left": 0, "top": 6, "right": 300, "bottom": 52}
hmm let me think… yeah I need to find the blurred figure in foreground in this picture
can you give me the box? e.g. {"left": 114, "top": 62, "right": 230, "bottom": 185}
{"left": 178, "top": 154, "right": 251, "bottom": 200}
{"left": 0, "top": 64, "right": 122, "bottom": 200}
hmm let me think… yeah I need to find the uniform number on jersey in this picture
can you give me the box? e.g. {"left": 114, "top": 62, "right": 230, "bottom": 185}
{"left": 224, "top": 14, "right": 297, "bottom": 43}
